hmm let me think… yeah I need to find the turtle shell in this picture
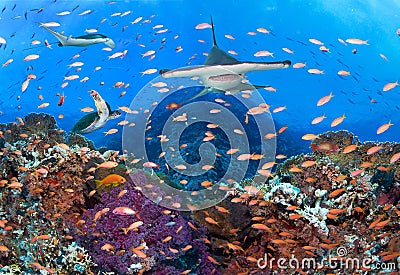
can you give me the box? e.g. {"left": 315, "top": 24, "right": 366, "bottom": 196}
{"left": 71, "top": 102, "right": 112, "bottom": 133}
{"left": 71, "top": 112, "right": 99, "bottom": 133}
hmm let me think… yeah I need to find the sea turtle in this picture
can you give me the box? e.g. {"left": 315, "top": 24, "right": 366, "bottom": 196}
{"left": 71, "top": 90, "right": 121, "bottom": 134}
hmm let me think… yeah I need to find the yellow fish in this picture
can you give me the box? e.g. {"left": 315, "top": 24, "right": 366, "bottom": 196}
{"left": 95, "top": 174, "right": 126, "bottom": 187}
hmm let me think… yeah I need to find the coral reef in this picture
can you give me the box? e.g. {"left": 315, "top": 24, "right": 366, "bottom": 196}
{"left": 74, "top": 170, "right": 219, "bottom": 275}
{"left": 0, "top": 170, "right": 97, "bottom": 274}
{"left": 192, "top": 131, "right": 399, "bottom": 275}
{"left": 68, "top": 133, "right": 96, "bottom": 150}
{"left": 0, "top": 114, "right": 128, "bottom": 273}
{"left": 0, "top": 113, "right": 65, "bottom": 157}
{"left": 1, "top": 113, "right": 398, "bottom": 275}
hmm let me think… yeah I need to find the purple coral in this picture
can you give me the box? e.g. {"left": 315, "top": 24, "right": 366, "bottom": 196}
{"left": 73, "top": 170, "right": 219, "bottom": 274}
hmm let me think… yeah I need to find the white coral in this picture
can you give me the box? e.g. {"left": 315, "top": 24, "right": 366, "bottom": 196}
{"left": 60, "top": 242, "right": 96, "bottom": 271}
{"left": 262, "top": 176, "right": 301, "bottom": 203}
{"left": 261, "top": 176, "right": 330, "bottom": 236}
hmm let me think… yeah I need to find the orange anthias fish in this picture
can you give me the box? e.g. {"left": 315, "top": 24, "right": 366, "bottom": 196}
{"left": 376, "top": 121, "right": 394, "bottom": 134}
{"left": 95, "top": 174, "right": 126, "bottom": 187}
{"left": 317, "top": 92, "right": 333, "bottom": 106}
{"left": 331, "top": 114, "right": 346, "bottom": 127}
{"left": 382, "top": 81, "right": 398, "bottom": 92}
{"left": 204, "top": 216, "right": 220, "bottom": 227}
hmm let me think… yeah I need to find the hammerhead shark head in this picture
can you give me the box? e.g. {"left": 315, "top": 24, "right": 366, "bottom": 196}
{"left": 160, "top": 17, "right": 290, "bottom": 102}
{"left": 40, "top": 24, "right": 115, "bottom": 48}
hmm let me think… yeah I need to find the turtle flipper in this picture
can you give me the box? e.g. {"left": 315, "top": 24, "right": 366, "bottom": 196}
{"left": 108, "top": 110, "right": 122, "bottom": 120}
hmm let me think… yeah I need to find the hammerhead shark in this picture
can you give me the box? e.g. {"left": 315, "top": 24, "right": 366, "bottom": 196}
{"left": 160, "top": 17, "right": 290, "bottom": 102}
{"left": 40, "top": 24, "right": 115, "bottom": 48}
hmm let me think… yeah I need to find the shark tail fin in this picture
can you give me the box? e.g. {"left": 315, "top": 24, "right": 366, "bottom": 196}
{"left": 210, "top": 16, "right": 217, "bottom": 46}
{"left": 23, "top": 42, "right": 58, "bottom": 51}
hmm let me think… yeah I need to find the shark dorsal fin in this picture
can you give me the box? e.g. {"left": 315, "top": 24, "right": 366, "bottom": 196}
{"left": 211, "top": 16, "right": 217, "bottom": 46}
{"left": 205, "top": 46, "right": 240, "bottom": 65}
{"left": 204, "top": 16, "right": 240, "bottom": 66}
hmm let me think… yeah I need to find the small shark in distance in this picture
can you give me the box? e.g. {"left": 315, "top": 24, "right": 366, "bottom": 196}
{"left": 40, "top": 24, "right": 115, "bottom": 48}
{"left": 160, "top": 17, "right": 291, "bottom": 102}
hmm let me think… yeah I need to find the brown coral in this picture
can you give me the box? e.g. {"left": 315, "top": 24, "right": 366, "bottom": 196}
{"left": 196, "top": 130, "right": 400, "bottom": 275}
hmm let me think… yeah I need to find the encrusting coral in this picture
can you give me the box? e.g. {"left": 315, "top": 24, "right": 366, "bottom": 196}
{"left": 193, "top": 131, "right": 399, "bottom": 275}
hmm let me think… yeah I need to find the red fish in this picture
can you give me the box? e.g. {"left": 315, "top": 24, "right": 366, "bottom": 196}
{"left": 166, "top": 102, "right": 181, "bottom": 110}
{"left": 112, "top": 206, "right": 136, "bottom": 216}
{"left": 310, "top": 142, "right": 339, "bottom": 153}
{"left": 45, "top": 39, "right": 52, "bottom": 48}
{"left": 58, "top": 93, "right": 65, "bottom": 106}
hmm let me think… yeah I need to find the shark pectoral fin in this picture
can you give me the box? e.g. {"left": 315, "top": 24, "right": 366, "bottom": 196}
{"left": 228, "top": 83, "right": 272, "bottom": 93}
{"left": 40, "top": 25, "right": 67, "bottom": 45}
{"left": 209, "top": 88, "right": 226, "bottom": 93}
{"left": 40, "top": 25, "right": 58, "bottom": 36}
{"left": 181, "top": 87, "right": 212, "bottom": 104}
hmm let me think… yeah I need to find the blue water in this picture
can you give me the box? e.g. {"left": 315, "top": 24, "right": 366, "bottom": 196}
{"left": 1, "top": 0, "right": 399, "bottom": 150}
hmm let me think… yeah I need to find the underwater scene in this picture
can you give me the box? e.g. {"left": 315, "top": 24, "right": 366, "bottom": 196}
{"left": 0, "top": 0, "right": 399, "bottom": 274}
